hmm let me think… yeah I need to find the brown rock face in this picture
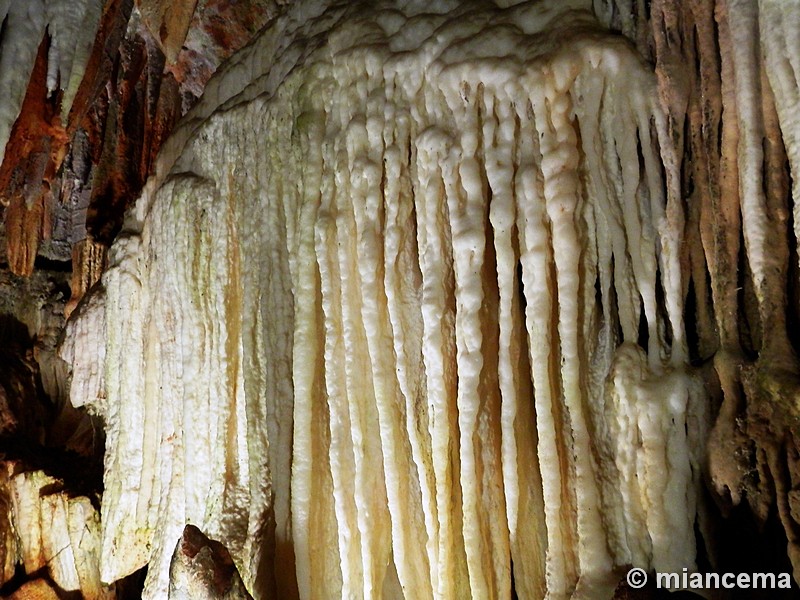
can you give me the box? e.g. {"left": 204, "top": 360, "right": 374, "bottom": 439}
{"left": 138, "top": 0, "right": 200, "bottom": 64}
{"left": 0, "top": 35, "right": 69, "bottom": 277}
{"left": 168, "top": 524, "right": 254, "bottom": 600}
{"left": 597, "top": 0, "right": 800, "bottom": 583}
{"left": 0, "top": 0, "right": 278, "bottom": 298}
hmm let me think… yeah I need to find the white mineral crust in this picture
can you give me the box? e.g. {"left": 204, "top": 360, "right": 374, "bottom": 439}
{"left": 64, "top": 1, "right": 716, "bottom": 598}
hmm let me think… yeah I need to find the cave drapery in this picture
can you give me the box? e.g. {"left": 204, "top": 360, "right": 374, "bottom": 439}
{"left": 1, "top": 0, "right": 800, "bottom": 599}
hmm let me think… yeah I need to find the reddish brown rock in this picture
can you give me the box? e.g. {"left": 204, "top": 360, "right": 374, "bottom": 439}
{"left": 168, "top": 0, "right": 277, "bottom": 100}
{"left": 65, "top": 238, "right": 106, "bottom": 318}
{"left": 138, "top": 0, "right": 200, "bottom": 64}
{"left": 169, "top": 524, "right": 254, "bottom": 600}
{"left": 0, "top": 0, "right": 283, "bottom": 271}
{"left": 0, "top": 35, "right": 69, "bottom": 277}
{"left": 85, "top": 20, "right": 181, "bottom": 245}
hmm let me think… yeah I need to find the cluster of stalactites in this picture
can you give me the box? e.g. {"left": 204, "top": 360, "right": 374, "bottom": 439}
{"left": 0, "top": 0, "right": 103, "bottom": 165}
{"left": 64, "top": 1, "right": 712, "bottom": 598}
{"left": 593, "top": 0, "right": 800, "bottom": 581}
{"left": 278, "top": 30, "right": 704, "bottom": 600}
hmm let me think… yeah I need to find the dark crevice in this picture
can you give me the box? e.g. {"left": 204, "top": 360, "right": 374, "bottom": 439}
{"left": 737, "top": 227, "right": 760, "bottom": 360}
{"left": 713, "top": 498, "right": 800, "bottom": 598}
{"left": 510, "top": 557, "right": 519, "bottom": 600}
{"left": 517, "top": 259, "right": 528, "bottom": 313}
{"left": 610, "top": 256, "right": 624, "bottom": 344}
{"left": 0, "top": 434, "right": 104, "bottom": 509}
{"left": 115, "top": 565, "right": 148, "bottom": 600}
{"left": 33, "top": 255, "right": 73, "bottom": 273}
{"left": 685, "top": 275, "right": 701, "bottom": 365}
{"left": 0, "top": 14, "right": 8, "bottom": 65}
{"left": 654, "top": 267, "right": 672, "bottom": 348}
{"left": 0, "top": 565, "right": 83, "bottom": 599}
{"left": 594, "top": 273, "right": 603, "bottom": 319}
{"left": 636, "top": 296, "right": 649, "bottom": 353}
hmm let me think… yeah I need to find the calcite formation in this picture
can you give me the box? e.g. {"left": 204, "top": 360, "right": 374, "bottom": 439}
{"left": 62, "top": 0, "right": 729, "bottom": 597}
{"left": 0, "top": 0, "right": 103, "bottom": 169}
{"left": 0, "top": 0, "right": 793, "bottom": 598}
{"left": 600, "top": 0, "right": 800, "bottom": 582}
{"left": 0, "top": 2, "right": 278, "bottom": 595}
{"left": 1, "top": 467, "right": 110, "bottom": 599}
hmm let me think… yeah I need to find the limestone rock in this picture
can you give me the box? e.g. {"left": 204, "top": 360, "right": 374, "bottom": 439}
{"left": 1, "top": 466, "right": 111, "bottom": 598}
{"left": 2, "top": 0, "right": 800, "bottom": 598}
{"left": 168, "top": 524, "right": 254, "bottom": 600}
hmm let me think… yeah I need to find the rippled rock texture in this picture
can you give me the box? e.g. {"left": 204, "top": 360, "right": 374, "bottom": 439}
{"left": 2, "top": 0, "right": 800, "bottom": 598}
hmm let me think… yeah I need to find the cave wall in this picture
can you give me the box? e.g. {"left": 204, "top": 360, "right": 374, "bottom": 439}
{"left": 0, "top": 0, "right": 799, "bottom": 599}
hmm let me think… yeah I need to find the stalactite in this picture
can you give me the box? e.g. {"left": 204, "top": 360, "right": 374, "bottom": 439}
{"left": 65, "top": 238, "right": 107, "bottom": 318}
{"left": 0, "top": 0, "right": 103, "bottom": 168}
{"left": 62, "top": 1, "right": 727, "bottom": 597}
{"left": 598, "top": 0, "right": 800, "bottom": 583}
{"left": 759, "top": 1, "right": 800, "bottom": 247}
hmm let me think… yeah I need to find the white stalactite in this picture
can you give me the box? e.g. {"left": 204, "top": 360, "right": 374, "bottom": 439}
{"left": 758, "top": 0, "right": 800, "bottom": 269}
{"left": 63, "top": 1, "right": 719, "bottom": 598}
